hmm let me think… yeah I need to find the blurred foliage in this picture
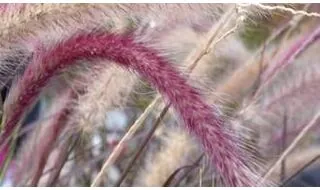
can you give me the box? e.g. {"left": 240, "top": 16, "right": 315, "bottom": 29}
{"left": 238, "top": 4, "right": 298, "bottom": 50}
{"left": 239, "top": 22, "right": 271, "bottom": 50}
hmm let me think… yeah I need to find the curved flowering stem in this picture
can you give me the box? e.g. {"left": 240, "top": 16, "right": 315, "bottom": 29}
{"left": 256, "top": 25, "right": 320, "bottom": 96}
{"left": 1, "top": 32, "right": 259, "bottom": 186}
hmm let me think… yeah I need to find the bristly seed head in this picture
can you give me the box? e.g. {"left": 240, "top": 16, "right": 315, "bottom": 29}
{"left": 1, "top": 32, "right": 261, "bottom": 186}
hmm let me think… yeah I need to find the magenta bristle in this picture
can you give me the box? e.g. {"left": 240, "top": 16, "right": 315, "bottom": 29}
{"left": 1, "top": 32, "right": 257, "bottom": 186}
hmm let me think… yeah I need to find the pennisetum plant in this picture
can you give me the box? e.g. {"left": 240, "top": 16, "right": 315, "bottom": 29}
{"left": 1, "top": 3, "right": 319, "bottom": 187}
{"left": 0, "top": 29, "right": 262, "bottom": 186}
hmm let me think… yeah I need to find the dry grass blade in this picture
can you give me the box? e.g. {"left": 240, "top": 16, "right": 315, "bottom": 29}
{"left": 45, "top": 135, "right": 79, "bottom": 186}
{"left": 270, "top": 4, "right": 311, "bottom": 59}
{"left": 90, "top": 96, "right": 161, "bottom": 186}
{"left": 245, "top": 3, "right": 320, "bottom": 18}
{"left": 281, "top": 154, "right": 320, "bottom": 186}
{"left": 261, "top": 111, "right": 320, "bottom": 184}
{"left": 115, "top": 104, "right": 170, "bottom": 186}
{"left": 215, "top": 15, "right": 296, "bottom": 103}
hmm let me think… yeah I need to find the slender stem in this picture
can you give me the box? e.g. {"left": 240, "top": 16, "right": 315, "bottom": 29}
{"left": 281, "top": 154, "right": 320, "bottom": 186}
{"left": 115, "top": 104, "right": 170, "bottom": 186}
{"left": 261, "top": 111, "right": 320, "bottom": 184}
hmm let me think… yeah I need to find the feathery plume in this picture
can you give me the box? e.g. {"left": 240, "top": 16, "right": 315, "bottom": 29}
{"left": 2, "top": 32, "right": 259, "bottom": 186}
